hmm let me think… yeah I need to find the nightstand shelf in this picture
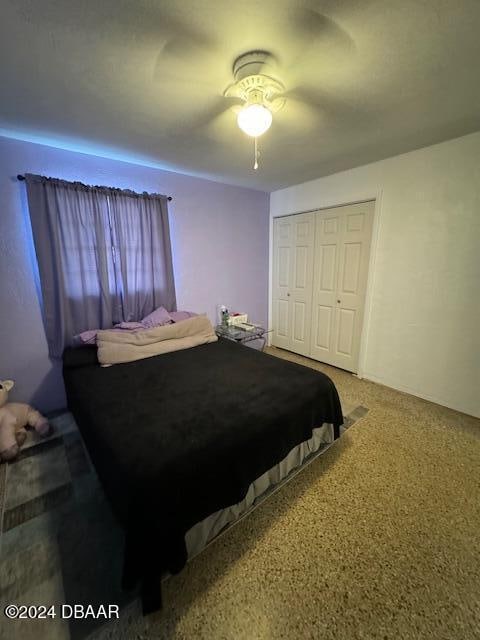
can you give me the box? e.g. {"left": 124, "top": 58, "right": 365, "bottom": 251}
{"left": 215, "top": 324, "right": 270, "bottom": 350}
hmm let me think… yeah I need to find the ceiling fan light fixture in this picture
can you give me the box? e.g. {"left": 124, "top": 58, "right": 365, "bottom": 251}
{"left": 237, "top": 103, "right": 272, "bottom": 137}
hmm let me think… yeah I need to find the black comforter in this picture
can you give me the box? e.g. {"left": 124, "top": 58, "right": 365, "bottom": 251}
{"left": 63, "top": 338, "right": 343, "bottom": 611}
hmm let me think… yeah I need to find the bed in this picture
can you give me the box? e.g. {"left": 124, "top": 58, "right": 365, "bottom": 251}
{"left": 63, "top": 337, "right": 343, "bottom": 612}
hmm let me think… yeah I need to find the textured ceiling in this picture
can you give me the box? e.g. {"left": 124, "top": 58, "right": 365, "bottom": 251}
{"left": 1, "top": 0, "right": 480, "bottom": 191}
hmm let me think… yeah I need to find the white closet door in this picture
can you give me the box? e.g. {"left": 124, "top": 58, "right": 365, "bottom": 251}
{"left": 272, "top": 216, "right": 293, "bottom": 350}
{"left": 272, "top": 212, "right": 315, "bottom": 356}
{"left": 310, "top": 202, "right": 374, "bottom": 372}
{"left": 310, "top": 210, "right": 342, "bottom": 365}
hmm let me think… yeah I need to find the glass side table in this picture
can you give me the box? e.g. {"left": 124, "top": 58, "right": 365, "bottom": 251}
{"left": 215, "top": 324, "right": 271, "bottom": 351}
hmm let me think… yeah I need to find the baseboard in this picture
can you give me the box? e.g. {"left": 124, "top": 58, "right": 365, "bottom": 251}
{"left": 362, "top": 372, "right": 479, "bottom": 419}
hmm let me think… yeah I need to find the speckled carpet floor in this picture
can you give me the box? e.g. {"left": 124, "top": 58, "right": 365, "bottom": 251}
{"left": 1, "top": 347, "right": 479, "bottom": 639}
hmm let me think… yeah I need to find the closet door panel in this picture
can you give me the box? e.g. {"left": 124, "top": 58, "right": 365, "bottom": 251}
{"left": 336, "top": 308, "right": 356, "bottom": 356}
{"left": 276, "top": 298, "right": 290, "bottom": 338}
{"left": 332, "top": 203, "right": 374, "bottom": 371}
{"left": 293, "top": 301, "right": 307, "bottom": 341}
{"left": 272, "top": 212, "right": 314, "bottom": 355}
{"left": 341, "top": 242, "right": 362, "bottom": 294}
{"left": 315, "top": 305, "right": 333, "bottom": 351}
{"left": 289, "top": 213, "right": 315, "bottom": 355}
{"left": 310, "top": 202, "right": 374, "bottom": 372}
{"left": 310, "top": 213, "right": 342, "bottom": 361}
{"left": 272, "top": 217, "right": 293, "bottom": 350}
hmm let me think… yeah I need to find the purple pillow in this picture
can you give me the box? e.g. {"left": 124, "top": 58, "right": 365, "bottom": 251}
{"left": 74, "top": 324, "right": 142, "bottom": 344}
{"left": 114, "top": 321, "right": 145, "bottom": 330}
{"left": 74, "top": 308, "right": 196, "bottom": 346}
{"left": 141, "top": 306, "right": 173, "bottom": 328}
{"left": 169, "top": 311, "right": 198, "bottom": 323}
{"left": 74, "top": 330, "right": 98, "bottom": 345}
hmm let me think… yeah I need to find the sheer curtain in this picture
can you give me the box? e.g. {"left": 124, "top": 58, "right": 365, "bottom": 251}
{"left": 108, "top": 189, "right": 176, "bottom": 322}
{"left": 25, "top": 174, "right": 176, "bottom": 357}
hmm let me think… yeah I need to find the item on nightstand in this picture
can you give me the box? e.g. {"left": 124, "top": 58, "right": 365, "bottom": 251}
{"left": 219, "top": 305, "right": 229, "bottom": 327}
{"left": 0, "top": 380, "right": 52, "bottom": 462}
{"left": 234, "top": 322, "right": 256, "bottom": 331}
{"left": 215, "top": 323, "right": 270, "bottom": 350}
{"left": 227, "top": 313, "right": 248, "bottom": 326}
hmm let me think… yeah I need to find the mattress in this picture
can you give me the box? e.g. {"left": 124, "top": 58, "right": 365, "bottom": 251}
{"left": 185, "top": 422, "right": 334, "bottom": 558}
{"left": 62, "top": 338, "right": 343, "bottom": 611}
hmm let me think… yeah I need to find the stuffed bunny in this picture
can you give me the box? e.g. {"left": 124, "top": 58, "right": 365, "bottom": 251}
{"left": 0, "top": 380, "right": 51, "bottom": 462}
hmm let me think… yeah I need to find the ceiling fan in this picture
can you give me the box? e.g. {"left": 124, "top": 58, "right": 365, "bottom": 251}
{"left": 223, "top": 51, "right": 286, "bottom": 169}
{"left": 152, "top": 4, "right": 357, "bottom": 170}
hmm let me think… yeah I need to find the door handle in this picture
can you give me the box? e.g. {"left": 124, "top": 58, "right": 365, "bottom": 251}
{"left": 337, "top": 299, "right": 341, "bottom": 303}
{"left": 287, "top": 293, "right": 290, "bottom": 297}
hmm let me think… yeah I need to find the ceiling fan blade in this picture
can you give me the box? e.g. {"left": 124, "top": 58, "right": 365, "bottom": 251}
{"left": 283, "top": 87, "right": 366, "bottom": 124}
{"left": 272, "top": 98, "right": 321, "bottom": 136}
{"left": 284, "top": 6, "right": 355, "bottom": 74}
{"left": 293, "top": 7, "right": 336, "bottom": 39}
{"left": 154, "top": 40, "right": 219, "bottom": 86}
{"left": 203, "top": 105, "right": 246, "bottom": 143}
{"left": 170, "top": 96, "right": 243, "bottom": 139}
{"left": 293, "top": 6, "right": 354, "bottom": 48}
{"left": 153, "top": 11, "right": 219, "bottom": 84}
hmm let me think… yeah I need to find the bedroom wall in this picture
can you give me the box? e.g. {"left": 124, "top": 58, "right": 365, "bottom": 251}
{"left": 0, "top": 135, "right": 269, "bottom": 412}
{"left": 270, "top": 131, "right": 480, "bottom": 418}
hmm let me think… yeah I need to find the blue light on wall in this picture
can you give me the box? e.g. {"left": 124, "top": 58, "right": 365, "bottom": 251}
{"left": 17, "top": 178, "right": 45, "bottom": 313}
{"left": 0, "top": 127, "right": 189, "bottom": 176}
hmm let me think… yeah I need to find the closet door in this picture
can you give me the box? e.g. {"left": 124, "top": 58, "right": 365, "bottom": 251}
{"left": 272, "top": 212, "right": 315, "bottom": 355}
{"left": 310, "top": 209, "right": 342, "bottom": 365}
{"left": 272, "top": 216, "right": 293, "bottom": 351}
{"left": 310, "top": 202, "right": 374, "bottom": 372}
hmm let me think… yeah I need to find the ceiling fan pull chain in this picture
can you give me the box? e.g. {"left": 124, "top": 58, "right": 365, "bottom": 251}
{"left": 254, "top": 137, "right": 259, "bottom": 170}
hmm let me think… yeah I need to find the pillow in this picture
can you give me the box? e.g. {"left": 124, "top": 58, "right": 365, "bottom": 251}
{"left": 73, "top": 307, "right": 190, "bottom": 346}
{"left": 97, "top": 316, "right": 217, "bottom": 365}
{"left": 141, "top": 306, "right": 173, "bottom": 328}
{"left": 74, "top": 323, "right": 143, "bottom": 344}
{"left": 114, "top": 321, "right": 145, "bottom": 330}
{"left": 74, "top": 330, "right": 98, "bottom": 345}
{"left": 169, "top": 310, "right": 198, "bottom": 323}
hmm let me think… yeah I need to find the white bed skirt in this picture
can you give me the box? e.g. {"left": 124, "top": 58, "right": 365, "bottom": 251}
{"left": 185, "top": 422, "right": 334, "bottom": 559}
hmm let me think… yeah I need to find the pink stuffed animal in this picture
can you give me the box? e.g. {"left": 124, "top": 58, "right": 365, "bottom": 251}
{"left": 0, "top": 380, "right": 51, "bottom": 462}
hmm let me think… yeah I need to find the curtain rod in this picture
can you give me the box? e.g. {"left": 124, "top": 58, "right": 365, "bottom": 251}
{"left": 16, "top": 174, "right": 173, "bottom": 201}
